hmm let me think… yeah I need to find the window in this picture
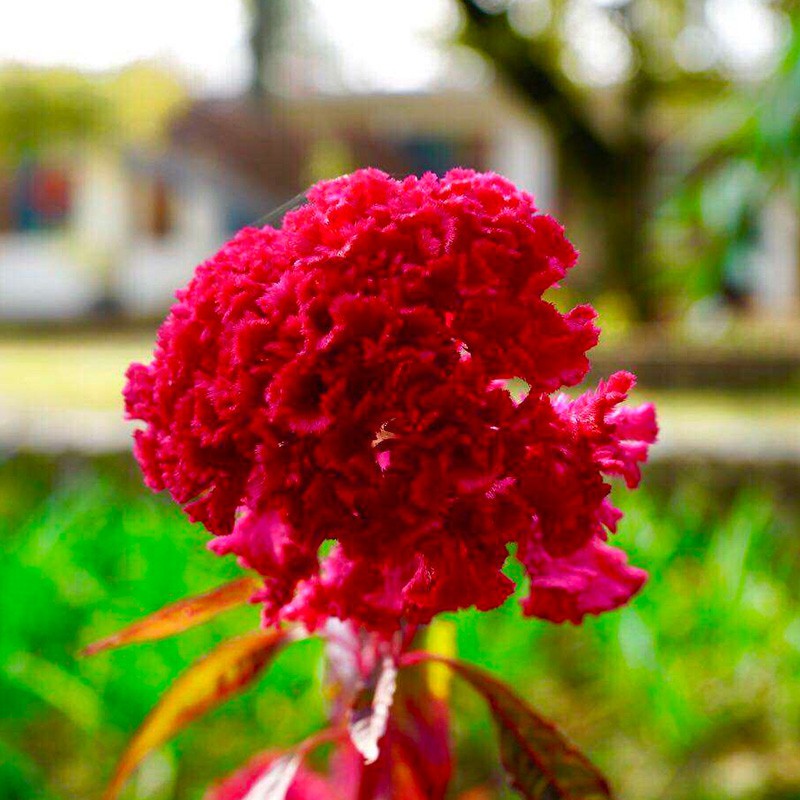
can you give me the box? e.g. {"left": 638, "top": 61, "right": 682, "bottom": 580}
{"left": 392, "top": 135, "right": 486, "bottom": 176}
{"left": 0, "top": 162, "right": 72, "bottom": 233}
{"left": 132, "top": 173, "right": 175, "bottom": 240}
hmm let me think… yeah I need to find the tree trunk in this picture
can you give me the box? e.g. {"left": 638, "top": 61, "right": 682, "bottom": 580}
{"left": 603, "top": 141, "right": 657, "bottom": 321}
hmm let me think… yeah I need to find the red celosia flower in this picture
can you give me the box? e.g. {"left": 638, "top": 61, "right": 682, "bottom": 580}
{"left": 125, "top": 168, "right": 657, "bottom": 635}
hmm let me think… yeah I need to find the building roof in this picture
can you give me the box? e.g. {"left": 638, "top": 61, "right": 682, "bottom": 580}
{"left": 171, "top": 98, "right": 310, "bottom": 200}
{"left": 169, "top": 89, "right": 537, "bottom": 198}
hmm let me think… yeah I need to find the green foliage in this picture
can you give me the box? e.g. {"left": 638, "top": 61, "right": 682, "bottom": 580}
{"left": 456, "top": 1, "right": 798, "bottom": 317}
{"left": 0, "top": 456, "right": 325, "bottom": 800}
{"left": 0, "top": 64, "right": 187, "bottom": 165}
{"left": 450, "top": 476, "right": 800, "bottom": 799}
{"left": 1, "top": 454, "right": 798, "bottom": 799}
{"left": 0, "top": 72, "right": 108, "bottom": 162}
{"left": 659, "top": 16, "right": 800, "bottom": 304}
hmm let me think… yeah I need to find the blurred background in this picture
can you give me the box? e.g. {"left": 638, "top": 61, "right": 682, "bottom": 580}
{"left": 0, "top": 2, "right": 798, "bottom": 799}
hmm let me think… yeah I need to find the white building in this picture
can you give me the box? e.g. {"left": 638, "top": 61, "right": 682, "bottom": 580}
{"left": 2, "top": 87, "right": 796, "bottom": 322}
{"left": 0, "top": 88, "right": 555, "bottom": 321}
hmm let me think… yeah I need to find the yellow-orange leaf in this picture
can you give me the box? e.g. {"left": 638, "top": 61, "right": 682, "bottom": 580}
{"left": 104, "top": 628, "right": 286, "bottom": 800}
{"left": 83, "top": 576, "right": 260, "bottom": 656}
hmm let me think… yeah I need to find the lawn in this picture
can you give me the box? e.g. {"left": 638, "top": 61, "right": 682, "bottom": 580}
{"left": 1, "top": 453, "right": 799, "bottom": 800}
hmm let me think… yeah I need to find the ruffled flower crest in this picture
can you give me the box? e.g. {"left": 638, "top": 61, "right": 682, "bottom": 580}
{"left": 125, "top": 168, "right": 656, "bottom": 636}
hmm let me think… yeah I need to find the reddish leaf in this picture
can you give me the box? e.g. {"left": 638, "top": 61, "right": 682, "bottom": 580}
{"left": 349, "top": 656, "right": 398, "bottom": 765}
{"left": 104, "top": 629, "right": 286, "bottom": 800}
{"left": 403, "top": 653, "right": 613, "bottom": 800}
{"left": 83, "top": 576, "right": 260, "bottom": 656}
{"left": 384, "top": 685, "right": 452, "bottom": 800}
{"left": 241, "top": 753, "right": 302, "bottom": 800}
{"left": 336, "top": 670, "right": 451, "bottom": 800}
{"left": 240, "top": 729, "right": 346, "bottom": 800}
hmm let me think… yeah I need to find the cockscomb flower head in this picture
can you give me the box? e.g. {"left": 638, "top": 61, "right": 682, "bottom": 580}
{"left": 125, "top": 168, "right": 657, "bottom": 636}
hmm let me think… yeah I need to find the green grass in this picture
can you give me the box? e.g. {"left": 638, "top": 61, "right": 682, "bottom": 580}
{"left": 1, "top": 454, "right": 799, "bottom": 800}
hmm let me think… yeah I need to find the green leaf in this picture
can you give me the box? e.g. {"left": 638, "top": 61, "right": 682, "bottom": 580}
{"left": 403, "top": 653, "right": 613, "bottom": 800}
{"left": 5, "top": 651, "right": 102, "bottom": 730}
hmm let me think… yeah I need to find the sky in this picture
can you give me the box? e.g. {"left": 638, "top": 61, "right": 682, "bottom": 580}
{"left": 0, "top": 0, "right": 786, "bottom": 94}
{"left": 0, "top": 0, "right": 458, "bottom": 94}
